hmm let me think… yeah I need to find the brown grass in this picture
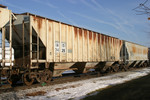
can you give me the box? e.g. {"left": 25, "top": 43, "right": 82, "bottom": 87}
{"left": 55, "top": 84, "right": 81, "bottom": 91}
{"left": 25, "top": 91, "right": 46, "bottom": 96}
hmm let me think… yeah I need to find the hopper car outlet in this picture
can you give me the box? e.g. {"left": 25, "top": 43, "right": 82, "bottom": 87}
{"left": 0, "top": 6, "right": 149, "bottom": 86}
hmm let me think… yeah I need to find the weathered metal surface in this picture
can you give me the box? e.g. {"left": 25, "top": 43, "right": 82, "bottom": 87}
{"left": 1, "top": 11, "right": 148, "bottom": 78}
{"left": 28, "top": 15, "right": 122, "bottom": 64}
{"left": 148, "top": 48, "right": 150, "bottom": 63}
{"left": 15, "top": 14, "right": 124, "bottom": 72}
{"left": 0, "top": 8, "right": 10, "bottom": 29}
{"left": 125, "top": 41, "right": 148, "bottom": 61}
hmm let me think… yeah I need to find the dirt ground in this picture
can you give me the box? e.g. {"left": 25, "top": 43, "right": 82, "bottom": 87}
{"left": 83, "top": 73, "right": 150, "bottom": 100}
{"left": 0, "top": 72, "right": 99, "bottom": 94}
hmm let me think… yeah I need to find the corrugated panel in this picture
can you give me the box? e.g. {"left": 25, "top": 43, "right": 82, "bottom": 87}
{"left": 60, "top": 24, "right": 67, "bottom": 61}
{"left": 68, "top": 25, "right": 73, "bottom": 62}
{"left": 78, "top": 28, "right": 83, "bottom": 61}
{"left": 98, "top": 34, "right": 101, "bottom": 61}
{"left": 104, "top": 35, "right": 107, "bottom": 61}
{"left": 93, "top": 32, "right": 97, "bottom": 61}
{"left": 100, "top": 34, "right": 105, "bottom": 61}
{"left": 47, "top": 20, "right": 53, "bottom": 62}
{"left": 73, "top": 27, "right": 77, "bottom": 61}
{"left": 83, "top": 30, "right": 88, "bottom": 61}
{"left": 30, "top": 15, "right": 124, "bottom": 63}
{"left": 88, "top": 31, "right": 92, "bottom": 61}
{"left": 110, "top": 37, "right": 113, "bottom": 61}
{"left": 108, "top": 37, "right": 111, "bottom": 61}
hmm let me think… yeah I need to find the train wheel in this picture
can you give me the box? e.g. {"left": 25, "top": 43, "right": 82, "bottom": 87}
{"left": 7, "top": 77, "right": 12, "bottom": 84}
{"left": 142, "top": 63, "right": 148, "bottom": 67}
{"left": 36, "top": 73, "right": 42, "bottom": 83}
{"left": 112, "top": 64, "right": 119, "bottom": 72}
{"left": 141, "top": 63, "right": 145, "bottom": 67}
{"left": 36, "top": 72, "right": 46, "bottom": 83}
{"left": 44, "top": 69, "right": 52, "bottom": 83}
{"left": 23, "top": 72, "right": 34, "bottom": 86}
{"left": 123, "top": 66, "right": 128, "bottom": 71}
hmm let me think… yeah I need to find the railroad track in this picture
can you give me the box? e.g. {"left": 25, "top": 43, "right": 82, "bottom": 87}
{"left": 0, "top": 67, "right": 146, "bottom": 94}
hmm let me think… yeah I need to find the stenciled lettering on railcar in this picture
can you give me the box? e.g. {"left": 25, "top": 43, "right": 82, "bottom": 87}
{"left": 55, "top": 41, "right": 59, "bottom": 53}
{"left": 55, "top": 41, "right": 66, "bottom": 53}
{"left": 61, "top": 42, "right": 66, "bottom": 53}
{"left": 24, "top": 16, "right": 29, "bottom": 22}
{"left": 68, "top": 49, "right": 72, "bottom": 53}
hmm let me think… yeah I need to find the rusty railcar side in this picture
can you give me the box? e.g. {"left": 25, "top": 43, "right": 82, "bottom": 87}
{"left": 122, "top": 41, "right": 149, "bottom": 68}
{"left": 28, "top": 14, "right": 123, "bottom": 73}
{"left": 4, "top": 13, "right": 123, "bottom": 79}
{"left": 30, "top": 14, "right": 123, "bottom": 63}
{"left": 148, "top": 48, "right": 150, "bottom": 63}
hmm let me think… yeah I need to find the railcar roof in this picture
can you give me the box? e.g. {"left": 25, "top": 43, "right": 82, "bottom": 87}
{"left": 0, "top": 4, "right": 7, "bottom": 8}
{"left": 123, "top": 40, "right": 148, "bottom": 47}
{"left": 15, "top": 12, "right": 119, "bottom": 39}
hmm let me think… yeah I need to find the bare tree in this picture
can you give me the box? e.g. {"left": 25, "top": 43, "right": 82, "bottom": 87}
{"left": 133, "top": 0, "right": 150, "bottom": 20}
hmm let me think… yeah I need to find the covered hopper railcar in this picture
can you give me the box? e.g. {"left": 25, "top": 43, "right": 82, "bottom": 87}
{"left": 120, "top": 41, "right": 149, "bottom": 70}
{"left": 0, "top": 7, "right": 149, "bottom": 86}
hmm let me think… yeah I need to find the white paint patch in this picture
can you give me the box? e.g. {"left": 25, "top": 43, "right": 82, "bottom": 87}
{"left": 1, "top": 67, "right": 150, "bottom": 100}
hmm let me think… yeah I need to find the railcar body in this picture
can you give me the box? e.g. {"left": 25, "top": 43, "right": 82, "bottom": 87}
{"left": 120, "top": 41, "right": 149, "bottom": 69}
{"left": 149, "top": 48, "right": 150, "bottom": 63}
{"left": 0, "top": 7, "right": 149, "bottom": 86}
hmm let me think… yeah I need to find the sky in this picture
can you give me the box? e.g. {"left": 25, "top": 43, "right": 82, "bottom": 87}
{"left": 0, "top": 0, "right": 150, "bottom": 47}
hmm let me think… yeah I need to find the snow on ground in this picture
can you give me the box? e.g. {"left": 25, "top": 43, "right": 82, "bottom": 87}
{"left": 1, "top": 67, "right": 150, "bottom": 100}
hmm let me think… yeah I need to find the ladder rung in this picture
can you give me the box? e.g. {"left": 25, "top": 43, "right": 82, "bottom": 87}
{"left": 31, "top": 43, "right": 37, "bottom": 45}
{"left": 32, "top": 51, "right": 37, "bottom": 53}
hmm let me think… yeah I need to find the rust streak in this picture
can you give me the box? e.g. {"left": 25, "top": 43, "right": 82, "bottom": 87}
{"left": 113, "top": 38, "right": 115, "bottom": 46}
{"left": 38, "top": 18, "right": 43, "bottom": 30}
{"left": 89, "top": 31, "right": 92, "bottom": 40}
{"left": 132, "top": 46, "right": 136, "bottom": 53}
{"left": 108, "top": 37, "right": 110, "bottom": 43}
{"left": 143, "top": 49, "right": 147, "bottom": 54}
{"left": 74, "top": 27, "right": 77, "bottom": 38}
{"left": 33, "top": 16, "right": 43, "bottom": 31}
{"left": 119, "top": 40, "right": 122, "bottom": 46}
{"left": 98, "top": 34, "right": 100, "bottom": 44}
{"left": 101, "top": 35, "right": 104, "bottom": 45}
{"left": 105, "top": 36, "right": 107, "bottom": 43}
{"left": 84, "top": 30, "right": 87, "bottom": 39}
{"left": 93, "top": 33, "right": 96, "bottom": 41}
{"left": 48, "top": 21, "right": 52, "bottom": 32}
{"left": 79, "top": 29, "right": 82, "bottom": 37}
